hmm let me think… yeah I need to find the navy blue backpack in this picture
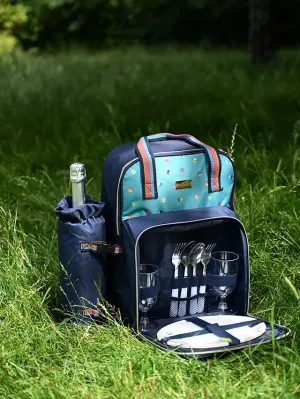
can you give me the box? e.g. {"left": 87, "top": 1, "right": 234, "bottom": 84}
{"left": 100, "top": 133, "right": 288, "bottom": 357}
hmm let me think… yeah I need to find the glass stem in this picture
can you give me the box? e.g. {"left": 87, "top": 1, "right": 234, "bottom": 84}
{"left": 140, "top": 311, "right": 149, "bottom": 331}
{"left": 218, "top": 295, "right": 228, "bottom": 311}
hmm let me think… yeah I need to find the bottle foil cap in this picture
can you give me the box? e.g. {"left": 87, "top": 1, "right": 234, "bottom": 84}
{"left": 70, "top": 163, "right": 86, "bottom": 183}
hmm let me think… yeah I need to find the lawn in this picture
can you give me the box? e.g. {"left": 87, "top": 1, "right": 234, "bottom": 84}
{"left": 0, "top": 47, "right": 299, "bottom": 398}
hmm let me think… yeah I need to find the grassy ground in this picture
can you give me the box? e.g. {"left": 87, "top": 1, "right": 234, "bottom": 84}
{"left": 0, "top": 47, "right": 299, "bottom": 398}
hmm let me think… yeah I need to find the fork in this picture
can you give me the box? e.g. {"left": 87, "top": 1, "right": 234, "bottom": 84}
{"left": 197, "top": 243, "right": 216, "bottom": 313}
{"left": 170, "top": 242, "right": 186, "bottom": 317}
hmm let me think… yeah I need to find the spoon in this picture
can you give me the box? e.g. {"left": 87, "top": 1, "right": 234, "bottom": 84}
{"left": 188, "top": 243, "right": 205, "bottom": 315}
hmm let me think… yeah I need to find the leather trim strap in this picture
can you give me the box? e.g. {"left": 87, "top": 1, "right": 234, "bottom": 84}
{"left": 136, "top": 136, "right": 159, "bottom": 199}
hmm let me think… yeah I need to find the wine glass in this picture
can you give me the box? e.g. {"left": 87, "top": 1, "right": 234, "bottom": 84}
{"left": 139, "top": 264, "right": 159, "bottom": 332}
{"left": 207, "top": 251, "right": 239, "bottom": 314}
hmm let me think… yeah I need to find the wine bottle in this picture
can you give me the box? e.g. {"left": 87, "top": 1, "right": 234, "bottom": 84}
{"left": 70, "top": 163, "right": 86, "bottom": 207}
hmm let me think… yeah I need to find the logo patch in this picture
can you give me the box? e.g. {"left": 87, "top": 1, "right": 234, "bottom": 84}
{"left": 175, "top": 180, "right": 192, "bottom": 190}
{"left": 81, "top": 243, "right": 98, "bottom": 252}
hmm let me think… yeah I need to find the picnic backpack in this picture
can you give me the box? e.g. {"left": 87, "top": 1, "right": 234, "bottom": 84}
{"left": 101, "top": 133, "right": 289, "bottom": 357}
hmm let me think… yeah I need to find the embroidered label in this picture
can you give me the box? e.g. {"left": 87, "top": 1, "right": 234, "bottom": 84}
{"left": 81, "top": 243, "right": 98, "bottom": 252}
{"left": 80, "top": 242, "right": 123, "bottom": 255}
{"left": 175, "top": 179, "right": 192, "bottom": 189}
{"left": 82, "top": 308, "right": 100, "bottom": 317}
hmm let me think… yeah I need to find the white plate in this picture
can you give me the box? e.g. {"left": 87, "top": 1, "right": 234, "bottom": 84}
{"left": 157, "top": 315, "right": 266, "bottom": 349}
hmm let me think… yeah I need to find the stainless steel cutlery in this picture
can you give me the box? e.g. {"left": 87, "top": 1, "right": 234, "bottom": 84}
{"left": 188, "top": 243, "right": 205, "bottom": 315}
{"left": 170, "top": 241, "right": 216, "bottom": 317}
{"left": 178, "top": 241, "right": 196, "bottom": 317}
{"left": 197, "top": 243, "right": 216, "bottom": 313}
{"left": 170, "top": 242, "right": 186, "bottom": 317}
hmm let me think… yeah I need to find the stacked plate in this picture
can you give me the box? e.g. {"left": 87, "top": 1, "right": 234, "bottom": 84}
{"left": 157, "top": 315, "right": 266, "bottom": 349}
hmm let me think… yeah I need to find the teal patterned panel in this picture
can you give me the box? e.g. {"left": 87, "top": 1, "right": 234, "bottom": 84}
{"left": 122, "top": 153, "right": 234, "bottom": 221}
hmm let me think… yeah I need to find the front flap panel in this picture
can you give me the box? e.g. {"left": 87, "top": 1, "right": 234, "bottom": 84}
{"left": 143, "top": 315, "right": 290, "bottom": 358}
{"left": 121, "top": 207, "right": 249, "bottom": 328}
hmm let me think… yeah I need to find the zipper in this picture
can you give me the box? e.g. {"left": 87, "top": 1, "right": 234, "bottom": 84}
{"left": 116, "top": 149, "right": 235, "bottom": 235}
{"left": 219, "top": 149, "right": 236, "bottom": 209}
{"left": 127, "top": 215, "right": 250, "bottom": 332}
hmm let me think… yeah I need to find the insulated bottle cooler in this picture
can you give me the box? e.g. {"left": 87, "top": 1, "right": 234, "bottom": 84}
{"left": 55, "top": 163, "right": 107, "bottom": 322}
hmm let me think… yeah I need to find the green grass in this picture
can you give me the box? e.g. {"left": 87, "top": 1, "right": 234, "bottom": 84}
{"left": 0, "top": 47, "right": 299, "bottom": 398}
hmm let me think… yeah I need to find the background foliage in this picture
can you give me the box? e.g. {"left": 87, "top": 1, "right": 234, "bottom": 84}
{"left": 0, "top": 0, "right": 27, "bottom": 52}
{"left": 0, "top": 0, "right": 299, "bottom": 52}
{"left": 0, "top": 1, "right": 299, "bottom": 397}
{"left": 0, "top": 48, "right": 299, "bottom": 397}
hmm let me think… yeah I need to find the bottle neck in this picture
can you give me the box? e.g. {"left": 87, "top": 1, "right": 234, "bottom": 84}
{"left": 70, "top": 163, "right": 86, "bottom": 207}
{"left": 72, "top": 181, "right": 86, "bottom": 207}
